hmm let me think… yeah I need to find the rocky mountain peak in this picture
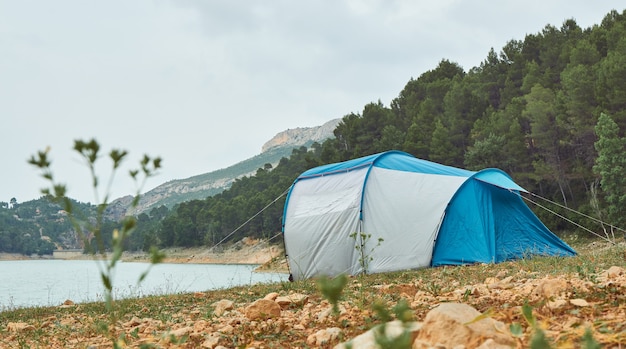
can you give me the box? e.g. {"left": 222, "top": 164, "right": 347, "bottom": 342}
{"left": 261, "top": 119, "right": 341, "bottom": 153}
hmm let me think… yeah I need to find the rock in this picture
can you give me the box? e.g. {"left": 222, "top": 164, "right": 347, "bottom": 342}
{"left": 307, "top": 327, "right": 342, "bottom": 346}
{"left": 495, "top": 270, "right": 508, "bottom": 279}
{"left": 334, "top": 320, "right": 421, "bottom": 349}
{"left": 484, "top": 277, "right": 499, "bottom": 285}
{"left": 212, "top": 299, "right": 234, "bottom": 316}
{"left": 245, "top": 299, "right": 281, "bottom": 320}
{"left": 261, "top": 118, "right": 340, "bottom": 152}
{"left": 547, "top": 299, "right": 568, "bottom": 309}
{"left": 275, "top": 293, "right": 309, "bottom": 309}
{"left": 533, "top": 278, "right": 567, "bottom": 299}
{"left": 318, "top": 304, "right": 347, "bottom": 322}
{"left": 570, "top": 298, "right": 590, "bottom": 307}
{"left": 170, "top": 326, "right": 192, "bottom": 337}
{"left": 214, "top": 324, "right": 231, "bottom": 334}
{"left": 193, "top": 320, "right": 209, "bottom": 332}
{"left": 602, "top": 266, "right": 624, "bottom": 278}
{"left": 6, "top": 322, "right": 35, "bottom": 332}
{"left": 414, "top": 303, "right": 515, "bottom": 348}
{"left": 59, "top": 299, "right": 76, "bottom": 308}
{"left": 123, "top": 316, "right": 143, "bottom": 327}
{"left": 201, "top": 333, "right": 222, "bottom": 348}
{"left": 478, "top": 338, "right": 508, "bottom": 349}
{"left": 264, "top": 292, "right": 279, "bottom": 301}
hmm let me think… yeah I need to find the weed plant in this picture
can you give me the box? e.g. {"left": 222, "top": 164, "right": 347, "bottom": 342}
{"left": 27, "top": 139, "right": 165, "bottom": 347}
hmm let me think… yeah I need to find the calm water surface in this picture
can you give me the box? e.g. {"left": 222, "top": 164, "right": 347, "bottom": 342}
{"left": 0, "top": 260, "right": 288, "bottom": 309}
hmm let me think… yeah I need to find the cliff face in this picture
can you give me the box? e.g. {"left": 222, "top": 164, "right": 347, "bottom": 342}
{"left": 261, "top": 119, "right": 340, "bottom": 153}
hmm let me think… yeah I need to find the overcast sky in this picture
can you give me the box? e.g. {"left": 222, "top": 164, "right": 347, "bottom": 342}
{"left": 1, "top": 1, "right": 624, "bottom": 204}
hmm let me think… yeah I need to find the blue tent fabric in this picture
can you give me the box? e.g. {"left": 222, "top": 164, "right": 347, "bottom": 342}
{"left": 282, "top": 150, "right": 576, "bottom": 280}
{"left": 432, "top": 178, "right": 576, "bottom": 266}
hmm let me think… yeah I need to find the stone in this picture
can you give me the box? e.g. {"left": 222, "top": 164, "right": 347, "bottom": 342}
{"left": 6, "top": 322, "right": 35, "bottom": 332}
{"left": 603, "top": 266, "right": 624, "bottom": 278}
{"left": 532, "top": 278, "right": 567, "bottom": 299}
{"left": 201, "top": 333, "right": 222, "bottom": 348}
{"left": 477, "top": 338, "right": 510, "bottom": 349}
{"left": 307, "top": 327, "right": 342, "bottom": 346}
{"left": 218, "top": 324, "right": 234, "bottom": 334}
{"left": 264, "top": 292, "right": 279, "bottom": 301}
{"left": 484, "top": 277, "right": 499, "bottom": 285}
{"left": 170, "top": 326, "right": 192, "bottom": 337}
{"left": 275, "top": 293, "right": 309, "bottom": 309}
{"left": 570, "top": 298, "right": 590, "bottom": 307}
{"left": 414, "top": 303, "right": 515, "bottom": 348}
{"left": 547, "top": 299, "right": 568, "bottom": 309}
{"left": 334, "top": 320, "right": 421, "bottom": 349}
{"left": 212, "top": 299, "right": 234, "bottom": 316}
{"left": 317, "top": 304, "right": 347, "bottom": 321}
{"left": 59, "top": 299, "right": 76, "bottom": 308}
{"left": 245, "top": 299, "right": 281, "bottom": 320}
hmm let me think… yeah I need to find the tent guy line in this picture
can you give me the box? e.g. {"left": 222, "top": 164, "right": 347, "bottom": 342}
{"left": 521, "top": 192, "right": 622, "bottom": 244}
{"left": 212, "top": 188, "right": 290, "bottom": 249}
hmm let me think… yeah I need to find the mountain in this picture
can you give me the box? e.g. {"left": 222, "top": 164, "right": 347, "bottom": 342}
{"left": 261, "top": 118, "right": 341, "bottom": 152}
{"left": 119, "top": 118, "right": 341, "bottom": 216}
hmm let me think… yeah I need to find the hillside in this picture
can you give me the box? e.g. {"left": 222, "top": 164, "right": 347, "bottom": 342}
{"left": 124, "top": 118, "right": 340, "bottom": 215}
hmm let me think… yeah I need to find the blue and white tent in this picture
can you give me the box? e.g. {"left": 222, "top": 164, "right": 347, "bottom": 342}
{"left": 282, "top": 150, "right": 576, "bottom": 280}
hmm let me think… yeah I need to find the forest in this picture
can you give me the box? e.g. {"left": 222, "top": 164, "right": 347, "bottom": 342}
{"left": 2, "top": 9, "right": 626, "bottom": 255}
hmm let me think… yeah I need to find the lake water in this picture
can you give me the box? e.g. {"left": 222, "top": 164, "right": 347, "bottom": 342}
{"left": 0, "top": 260, "right": 288, "bottom": 310}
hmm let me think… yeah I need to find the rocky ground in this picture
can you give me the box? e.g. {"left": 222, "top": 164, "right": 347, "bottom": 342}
{"left": 1, "top": 241, "right": 625, "bottom": 348}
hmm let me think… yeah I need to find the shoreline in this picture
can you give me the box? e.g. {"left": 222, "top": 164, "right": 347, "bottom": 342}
{"left": 0, "top": 242, "right": 290, "bottom": 273}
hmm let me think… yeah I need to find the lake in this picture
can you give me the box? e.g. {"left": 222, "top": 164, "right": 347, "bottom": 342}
{"left": 0, "top": 260, "right": 288, "bottom": 310}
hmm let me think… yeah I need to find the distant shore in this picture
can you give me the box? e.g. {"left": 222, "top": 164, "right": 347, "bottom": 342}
{"left": 0, "top": 240, "right": 289, "bottom": 273}
{"left": 0, "top": 253, "right": 37, "bottom": 261}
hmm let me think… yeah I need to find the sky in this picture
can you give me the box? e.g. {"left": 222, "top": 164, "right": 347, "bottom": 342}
{"left": 1, "top": 1, "right": 624, "bottom": 204}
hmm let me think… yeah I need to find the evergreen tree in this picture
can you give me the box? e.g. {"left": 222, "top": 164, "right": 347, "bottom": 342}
{"left": 593, "top": 113, "right": 626, "bottom": 229}
{"left": 429, "top": 119, "right": 456, "bottom": 165}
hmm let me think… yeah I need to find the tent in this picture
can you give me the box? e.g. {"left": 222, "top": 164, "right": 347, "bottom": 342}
{"left": 282, "top": 150, "right": 576, "bottom": 281}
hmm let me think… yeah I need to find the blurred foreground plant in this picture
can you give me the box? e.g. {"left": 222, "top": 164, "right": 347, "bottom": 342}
{"left": 28, "top": 139, "right": 165, "bottom": 347}
{"left": 317, "top": 274, "right": 348, "bottom": 315}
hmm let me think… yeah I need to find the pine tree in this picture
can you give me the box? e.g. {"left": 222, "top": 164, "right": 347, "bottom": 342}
{"left": 593, "top": 113, "right": 626, "bottom": 230}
